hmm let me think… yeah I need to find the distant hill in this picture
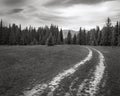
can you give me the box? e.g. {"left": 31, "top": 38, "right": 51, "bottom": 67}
{"left": 62, "top": 30, "right": 79, "bottom": 38}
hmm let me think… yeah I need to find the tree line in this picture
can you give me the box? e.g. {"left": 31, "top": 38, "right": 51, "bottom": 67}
{"left": 0, "top": 22, "right": 64, "bottom": 46}
{"left": 66, "top": 18, "right": 120, "bottom": 46}
{"left": 0, "top": 18, "right": 120, "bottom": 46}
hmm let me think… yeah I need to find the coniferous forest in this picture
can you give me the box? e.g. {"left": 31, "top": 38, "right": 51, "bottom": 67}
{"left": 0, "top": 18, "right": 120, "bottom": 46}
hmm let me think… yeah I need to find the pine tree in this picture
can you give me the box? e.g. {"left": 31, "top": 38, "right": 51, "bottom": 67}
{"left": 72, "top": 34, "right": 77, "bottom": 44}
{"left": 97, "top": 30, "right": 102, "bottom": 45}
{"left": 59, "top": 29, "right": 64, "bottom": 44}
{"left": 9, "top": 24, "right": 16, "bottom": 45}
{"left": 67, "top": 30, "right": 72, "bottom": 44}
{"left": 82, "top": 29, "right": 86, "bottom": 45}
{"left": 113, "top": 21, "right": 119, "bottom": 46}
{"left": 118, "top": 22, "right": 120, "bottom": 46}
{"left": 86, "top": 31, "right": 90, "bottom": 45}
{"left": 56, "top": 31, "right": 60, "bottom": 45}
{"left": 77, "top": 27, "right": 82, "bottom": 45}
{"left": 0, "top": 20, "right": 3, "bottom": 44}
{"left": 46, "top": 33, "right": 55, "bottom": 46}
{"left": 95, "top": 26, "right": 100, "bottom": 46}
{"left": 89, "top": 29, "right": 95, "bottom": 45}
{"left": 118, "top": 35, "right": 120, "bottom": 46}
{"left": 102, "top": 18, "right": 113, "bottom": 46}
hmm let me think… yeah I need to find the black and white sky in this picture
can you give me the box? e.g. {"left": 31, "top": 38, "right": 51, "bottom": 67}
{"left": 0, "top": 0, "right": 120, "bottom": 30}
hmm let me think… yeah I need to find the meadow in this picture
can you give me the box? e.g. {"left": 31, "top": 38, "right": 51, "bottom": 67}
{"left": 0, "top": 45, "right": 87, "bottom": 96}
{"left": 0, "top": 45, "right": 120, "bottom": 96}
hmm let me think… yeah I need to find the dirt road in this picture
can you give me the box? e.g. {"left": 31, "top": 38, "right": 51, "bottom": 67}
{"left": 23, "top": 47, "right": 106, "bottom": 96}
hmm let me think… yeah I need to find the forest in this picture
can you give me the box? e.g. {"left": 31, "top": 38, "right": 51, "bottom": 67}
{"left": 0, "top": 18, "right": 120, "bottom": 46}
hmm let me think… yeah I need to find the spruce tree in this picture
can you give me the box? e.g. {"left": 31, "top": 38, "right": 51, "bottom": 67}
{"left": 59, "top": 29, "right": 64, "bottom": 44}
{"left": 46, "top": 33, "right": 54, "bottom": 46}
{"left": 118, "top": 22, "right": 120, "bottom": 46}
{"left": 67, "top": 30, "right": 72, "bottom": 44}
{"left": 9, "top": 24, "right": 16, "bottom": 45}
{"left": 102, "top": 18, "right": 113, "bottom": 46}
{"left": 0, "top": 20, "right": 3, "bottom": 44}
{"left": 77, "top": 27, "right": 82, "bottom": 45}
{"left": 82, "top": 29, "right": 86, "bottom": 45}
{"left": 113, "top": 21, "right": 119, "bottom": 46}
{"left": 72, "top": 34, "right": 77, "bottom": 44}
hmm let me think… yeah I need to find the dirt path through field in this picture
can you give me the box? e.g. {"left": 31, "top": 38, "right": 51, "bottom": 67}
{"left": 23, "top": 47, "right": 106, "bottom": 96}
{"left": 77, "top": 47, "right": 106, "bottom": 96}
{"left": 23, "top": 47, "right": 93, "bottom": 96}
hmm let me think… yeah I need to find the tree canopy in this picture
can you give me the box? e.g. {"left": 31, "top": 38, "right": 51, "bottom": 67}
{"left": 0, "top": 18, "right": 120, "bottom": 46}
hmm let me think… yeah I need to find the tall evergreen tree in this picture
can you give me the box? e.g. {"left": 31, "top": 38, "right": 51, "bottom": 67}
{"left": 59, "top": 29, "right": 64, "bottom": 44}
{"left": 82, "top": 29, "right": 86, "bottom": 45}
{"left": 72, "top": 34, "right": 77, "bottom": 44}
{"left": 89, "top": 29, "right": 95, "bottom": 45}
{"left": 9, "top": 24, "right": 16, "bottom": 45}
{"left": 118, "top": 22, "right": 120, "bottom": 46}
{"left": 77, "top": 27, "right": 82, "bottom": 45}
{"left": 0, "top": 20, "right": 3, "bottom": 44}
{"left": 86, "top": 31, "right": 90, "bottom": 45}
{"left": 103, "top": 18, "right": 113, "bottom": 46}
{"left": 46, "top": 33, "right": 55, "bottom": 46}
{"left": 67, "top": 31, "right": 72, "bottom": 44}
{"left": 95, "top": 26, "right": 100, "bottom": 45}
{"left": 112, "top": 21, "right": 119, "bottom": 46}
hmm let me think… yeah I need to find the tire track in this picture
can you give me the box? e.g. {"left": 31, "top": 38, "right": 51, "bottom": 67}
{"left": 77, "top": 47, "right": 106, "bottom": 96}
{"left": 23, "top": 47, "right": 93, "bottom": 96}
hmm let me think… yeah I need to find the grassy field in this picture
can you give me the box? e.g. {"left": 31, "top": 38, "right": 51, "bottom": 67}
{"left": 0, "top": 45, "right": 88, "bottom": 96}
{"left": 93, "top": 46, "right": 120, "bottom": 96}
{"left": 53, "top": 49, "right": 99, "bottom": 96}
{"left": 1, "top": 45, "right": 120, "bottom": 96}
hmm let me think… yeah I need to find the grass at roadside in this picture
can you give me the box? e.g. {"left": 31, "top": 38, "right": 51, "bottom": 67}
{"left": 93, "top": 46, "right": 120, "bottom": 96}
{"left": 0, "top": 45, "right": 88, "bottom": 96}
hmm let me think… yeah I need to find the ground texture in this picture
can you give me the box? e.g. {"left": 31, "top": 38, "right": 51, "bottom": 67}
{"left": 0, "top": 45, "right": 120, "bottom": 96}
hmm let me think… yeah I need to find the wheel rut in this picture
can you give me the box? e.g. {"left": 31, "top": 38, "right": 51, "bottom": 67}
{"left": 23, "top": 47, "right": 93, "bottom": 96}
{"left": 23, "top": 47, "right": 106, "bottom": 96}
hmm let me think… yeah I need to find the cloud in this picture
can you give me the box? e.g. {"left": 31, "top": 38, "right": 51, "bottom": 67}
{"left": 0, "top": 0, "right": 120, "bottom": 30}
{"left": 44, "top": 0, "right": 114, "bottom": 7}
{"left": 32, "top": 13, "right": 71, "bottom": 24}
{"left": 0, "top": 8, "right": 24, "bottom": 16}
{"left": 3, "top": 0, "right": 26, "bottom": 6}
{"left": 10, "top": 9, "right": 24, "bottom": 14}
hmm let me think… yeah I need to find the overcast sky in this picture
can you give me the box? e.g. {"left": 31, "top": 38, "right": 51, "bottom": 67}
{"left": 0, "top": 0, "right": 120, "bottom": 30}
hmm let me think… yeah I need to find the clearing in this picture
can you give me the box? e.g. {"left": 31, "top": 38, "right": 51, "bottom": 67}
{"left": 0, "top": 45, "right": 120, "bottom": 96}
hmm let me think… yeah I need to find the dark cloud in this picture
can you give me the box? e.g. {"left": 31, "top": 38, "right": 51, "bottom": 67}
{"left": 4, "top": 0, "right": 26, "bottom": 6}
{"left": 10, "top": 9, "right": 24, "bottom": 14}
{"left": 0, "top": 8, "right": 23, "bottom": 16}
{"left": 44, "top": 0, "right": 114, "bottom": 7}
